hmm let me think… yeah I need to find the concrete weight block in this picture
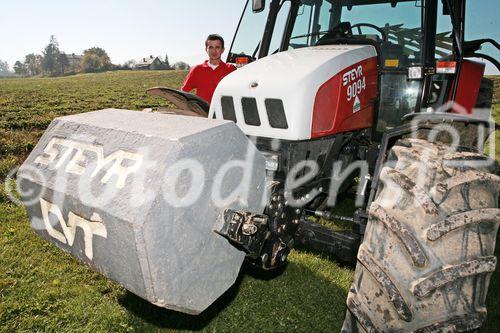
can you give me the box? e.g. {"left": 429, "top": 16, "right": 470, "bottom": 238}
{"left": 17, "top": 109, "right": 267, "bottom": 314}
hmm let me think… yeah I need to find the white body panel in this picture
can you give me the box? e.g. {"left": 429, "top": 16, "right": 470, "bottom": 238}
{"left": 209, "top": 45, "right": 377, "bottom": 140}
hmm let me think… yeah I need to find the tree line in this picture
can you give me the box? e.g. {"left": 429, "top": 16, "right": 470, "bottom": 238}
{"left": 5, "top": 35, "right": 191, "bottom": 77}
{"left": 0, "top": 60, "right": 14, "bottom": 77}
{"left": 11, "top": 36, "right": 114, "bottom": 77}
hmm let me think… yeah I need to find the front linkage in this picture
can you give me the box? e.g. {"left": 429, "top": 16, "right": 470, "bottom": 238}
{"left": 217, "top": 113, "right": 497, "bottom": 270}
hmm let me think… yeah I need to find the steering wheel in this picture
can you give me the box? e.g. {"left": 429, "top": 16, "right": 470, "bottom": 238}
{"left": 351, "top": 23, "right": 388, "bottom": 43}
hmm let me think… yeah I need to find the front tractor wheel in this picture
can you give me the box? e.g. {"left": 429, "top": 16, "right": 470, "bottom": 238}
{"left": 343, "top": 138, "right": 500, "bottom": 332}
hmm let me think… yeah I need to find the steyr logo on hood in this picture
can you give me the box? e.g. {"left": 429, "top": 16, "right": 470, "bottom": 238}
{"left": 343, "top": 65, "right": 366, "bottom": 102}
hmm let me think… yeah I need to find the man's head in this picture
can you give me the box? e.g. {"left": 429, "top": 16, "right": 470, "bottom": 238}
{"left": 205, "top": 34, "right": 225, "bottom": 63}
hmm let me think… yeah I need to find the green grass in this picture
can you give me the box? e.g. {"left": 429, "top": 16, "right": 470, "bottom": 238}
{"left": 0, "top": 71, "right": 499, "bottom": 332}
{"left": 0, "top": 204, "right": 353, "bottom": 333}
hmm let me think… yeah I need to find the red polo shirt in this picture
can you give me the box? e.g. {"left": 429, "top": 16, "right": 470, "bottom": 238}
{"left": 181, "top": 60, "right": 236, "bottom": 104}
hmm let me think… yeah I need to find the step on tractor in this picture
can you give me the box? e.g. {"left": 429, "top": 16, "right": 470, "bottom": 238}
{"left": 17, "top": 0, "right": 499, "bottom": 331}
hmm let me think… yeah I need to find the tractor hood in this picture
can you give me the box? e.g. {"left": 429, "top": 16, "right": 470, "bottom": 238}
{"left": 209, "top": 45, "right": 378, "bottom": 140}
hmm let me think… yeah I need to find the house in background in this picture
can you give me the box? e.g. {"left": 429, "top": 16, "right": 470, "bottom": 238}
{"left": 67, "top": 53, "right": 83, "bottom": 68}
{"left": 135, "top": 56, "right": 164, "bottom": 70}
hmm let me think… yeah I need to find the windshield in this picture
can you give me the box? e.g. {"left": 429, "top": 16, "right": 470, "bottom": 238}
{"left": 290, "top": 0, "right": 335, "bottom": 47}
{"left": 290, "top": 0, "right": 424, "bottom": 65}
{"left": 230, "top": 0, "right": 425, "bottom": 66}
{"left": 228, "top": 1, "right": 270, "bottom": 63}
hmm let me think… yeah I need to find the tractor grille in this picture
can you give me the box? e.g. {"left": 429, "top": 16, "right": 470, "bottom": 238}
{"left": 265, "top": 99, "right": 288, "bottom": 129}
{"left": 220, "top": 97, "right": 288, "bottom": 130}
{"left": 221, "top": 96, "right": 237, "bottom": 122}
{"left": 241, "top": 97, "right": 261, "bottom": 126}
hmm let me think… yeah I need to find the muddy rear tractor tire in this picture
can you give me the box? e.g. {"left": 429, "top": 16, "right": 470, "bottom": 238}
{"left": 343, "top": 137, "right": 500, "bottom": 332}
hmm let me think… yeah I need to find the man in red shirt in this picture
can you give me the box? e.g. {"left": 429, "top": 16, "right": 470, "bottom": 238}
{"left": 181, "top": 34, "right": 236, "bottom": 104}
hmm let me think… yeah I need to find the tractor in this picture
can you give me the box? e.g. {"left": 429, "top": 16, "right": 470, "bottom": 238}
{"left": 17, "top": 0, "right": 499, "bottom": 332}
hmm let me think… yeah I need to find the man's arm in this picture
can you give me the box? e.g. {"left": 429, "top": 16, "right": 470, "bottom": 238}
{"left": 181, "top": 66, "right": 197, "bottom": 93}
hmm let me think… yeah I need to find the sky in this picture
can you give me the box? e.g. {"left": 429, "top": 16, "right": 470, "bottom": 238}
{"left": 0, "top": 0, "right": 245, "bottom": 68}
{"left": 0, "top": 0, "right": 498, "bottom": 73}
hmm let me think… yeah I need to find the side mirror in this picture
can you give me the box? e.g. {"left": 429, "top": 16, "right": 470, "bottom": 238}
{"left": 252, "top": 0, "right": 265, "bottom": 13}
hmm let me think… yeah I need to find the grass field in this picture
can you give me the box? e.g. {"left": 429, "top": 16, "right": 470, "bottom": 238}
{"left": 0, "top": 71, "right": 498, "bottom": 332}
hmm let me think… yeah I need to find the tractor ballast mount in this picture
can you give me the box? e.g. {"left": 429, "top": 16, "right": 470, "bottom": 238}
{"left": 18, "top": 0, "right": 499, "bottom": 331}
